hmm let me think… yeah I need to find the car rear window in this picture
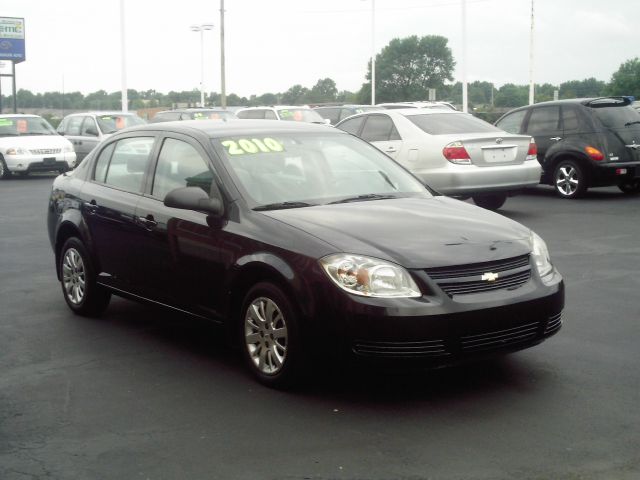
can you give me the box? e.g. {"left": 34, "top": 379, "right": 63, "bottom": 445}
{"left": 591, "top": 105, "right": 640, "bottom": 129}
{"left": 407, "top": 113, "right": 501, "bottom": 135}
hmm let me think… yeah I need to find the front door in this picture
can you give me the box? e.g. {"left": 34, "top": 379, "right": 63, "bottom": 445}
{"left": 361, "top": 114, "right": 404, "bottom": 160}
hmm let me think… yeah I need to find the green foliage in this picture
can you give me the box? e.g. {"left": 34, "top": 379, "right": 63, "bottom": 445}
{"left": 607, "top": 58, "right": 640, "bottom": 98}
{"left": 494, "top": 84, "right": 529, "bottom": 108}
{"left": 308, "top": 78, "right": 338, "bottom": 103}
{"left": 560, "top": 78, "right": 606, "bottom": 99}
{"left": 360, "top": 35, "right": 455, "bottom": 103}
{"left": 280, "top": 84, "right": 310, "bottom": 105}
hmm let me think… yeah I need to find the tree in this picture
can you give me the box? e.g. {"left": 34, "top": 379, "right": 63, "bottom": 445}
{"left": 607, "top": 58, "right": 640, "bottom": 98}
{"left": 361, "top": 35, "right": 455, "bottom": 103}
{"left": 560, "top": 78, "right": 606, "bottom": 99}
{"left": 280, "top": 84, "right": 309, "bottom": 105}
{"left": 494, "top": 84, "right": 528, "bottom": 108}
{"left": 308, "top": 78, "right": 338, "bottom": 103}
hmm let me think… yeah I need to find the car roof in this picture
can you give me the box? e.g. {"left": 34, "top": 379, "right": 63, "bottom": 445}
{"left": 0, "top": 114, "right": 41, "bottom": 118}
{"left": 348, "top": 108, "right": 466, "bottom": 117}
{"left": 509, "top": 97, "right": 632, "bottom": 109}
{"left": 64, "top": 111, "right": 139, "bottom": 117}
{"left": 118, "top": 119, "right": 340, "bottom": 138}
{"left": 238, "top": 105, "right": 311, "bottom": 111}
{"left": 157, "top": 108, "right": 231, "bottom": 114}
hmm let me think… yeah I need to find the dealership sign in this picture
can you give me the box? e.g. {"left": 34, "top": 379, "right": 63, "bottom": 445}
{"left": 0, "top": 17, "right": 25, "bottom": 63}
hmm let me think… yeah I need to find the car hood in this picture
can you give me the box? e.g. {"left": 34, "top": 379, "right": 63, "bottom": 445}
{"left": 260, "top": 196, "right": 532, "bottom": 268}
{"left": 0, "top": 134, "right": 72, "bottom": 150}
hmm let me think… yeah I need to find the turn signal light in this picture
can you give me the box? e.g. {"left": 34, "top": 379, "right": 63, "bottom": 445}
{"left": 526, "top": 138, "right": 538, "bottom": 160}
{"left": 584, "top": 146, "right": 604, "bottom": 161}
{"left": 443, "top": 142, "right": 472, "bottom": 165}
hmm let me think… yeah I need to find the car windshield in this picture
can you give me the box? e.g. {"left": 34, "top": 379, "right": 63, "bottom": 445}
{"left": 214, "top": 132, "right": 430, "bottom": 208}
{"left": 277, "top": 108, "right": 325, "bottom": 123}
{"left": 0, "top": 116, "right": 57, "bottom": 136}
{"left": 96, "top": 114, "right": 146, "bottom": 134}
{"left": 407, "top": 113, "right": 502, "bottom": 134}
{"left": 591, "top": 105, "right": 640, "bottom": 129}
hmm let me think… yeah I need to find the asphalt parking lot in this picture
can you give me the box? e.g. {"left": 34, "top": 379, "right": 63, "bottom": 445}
{"left": 1, "top": 174, "right": 639, "bottom": 480}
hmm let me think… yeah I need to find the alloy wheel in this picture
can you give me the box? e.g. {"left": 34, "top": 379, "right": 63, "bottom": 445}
{"left": 244, "top": 296, "right": 288, "bottom": 375}
{"left": 555, "top": 165, "right": 579, "bottom": 196}
{"left": 62, "top": 248, "right": 86, "bottom": 305}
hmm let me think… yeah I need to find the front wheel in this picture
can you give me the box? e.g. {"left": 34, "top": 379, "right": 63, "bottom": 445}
{"left": 0, "top": 157, "right": 11, "bottom": 179}
{"left": 240, "top": 282, "right": 304, "bottom": 388}
{"left": 554, "top": 160, "right": 587, "bottom": 198}
{"left": 472, "top": 193, "right": 507, "bottom": 210}
{"left": 618, "top": 179, "right": 640, "bottom": 194}
{"left": 59, "top": 237, "right": 111, "bottom": 316}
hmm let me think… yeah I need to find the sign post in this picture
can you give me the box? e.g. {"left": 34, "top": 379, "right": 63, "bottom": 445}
{"left": 0, "top": 17, "right": 26, "bottom": 113}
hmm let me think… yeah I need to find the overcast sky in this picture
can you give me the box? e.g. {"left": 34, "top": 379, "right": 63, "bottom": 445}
{"left": 0, "top": 0, "right": 638, "bottom": 97}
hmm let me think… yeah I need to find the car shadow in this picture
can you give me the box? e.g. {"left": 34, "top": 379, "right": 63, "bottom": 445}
{"left": 95, "top": 297, "right": 551, "bottom": 404}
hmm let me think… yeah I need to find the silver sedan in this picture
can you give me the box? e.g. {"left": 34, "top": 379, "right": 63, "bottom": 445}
{"left": 336, "top": 109, "right": 541, "bottom": 210}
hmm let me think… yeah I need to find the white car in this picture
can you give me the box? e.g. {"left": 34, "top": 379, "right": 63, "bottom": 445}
{"left": 236, "top": 106, "right": 326, "bottom": 124}
{"left": 378, "top": 101, "right": 457, "bottom": 111}
{"left": 336, "top": 109, "right": 541, "bottom": 210}
{"left": 0, "top": 114, "right": 76, "bottom": 179}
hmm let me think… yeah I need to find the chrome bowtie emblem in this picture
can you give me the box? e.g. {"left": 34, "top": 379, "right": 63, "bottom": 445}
{"left": 481, "top": 272, "right": 499, "bottom": 282}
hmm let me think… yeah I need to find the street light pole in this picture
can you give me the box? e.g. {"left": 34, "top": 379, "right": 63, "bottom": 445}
{"left": 220, "top": 0, "right": 227, "bottom": 109}
{"left": 371, "top": 0, "right": 376, "bottom": 105}
{"left": 191, "top": 23, "right": 214, "bottom": 108}
{"left": 529, "top": 0, "right": 535, "bottom": 105}
{"left": 120, "top": 0, "right": 128, "bottom": 112}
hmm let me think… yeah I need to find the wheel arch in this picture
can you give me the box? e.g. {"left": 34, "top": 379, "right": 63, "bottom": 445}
{"left": 544, "top": 152, "right": 592, "bottom": 185}
{"left": 54, "top": 215, "right": 95, "bottom": 280}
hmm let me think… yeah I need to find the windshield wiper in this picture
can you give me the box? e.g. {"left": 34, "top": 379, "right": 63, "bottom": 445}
{"left": 327, "top": 193, "right": 398, "bottom": 205}
{"left": 624, "top": 121, "right": 640, "bottom": 127}
{"left": 253, "top": 201, "right": 315, "bottom": 211}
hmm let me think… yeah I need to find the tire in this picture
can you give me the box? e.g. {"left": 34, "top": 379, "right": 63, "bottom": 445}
{"left": 553, "top": 159, "right": 587, "bottom": 198}
{"left": 618, "top": 179, "right": 640, "bottom": 194}
{"left": 0, "top": 156, "right": 11, "bottom": 179}
{"left": 240, "top": 282, "right": 304, "bottom": 388}
{"left": 472, "top": 193, "right": 507, "bottom": 210}
{"left": 59, "top": 237, "right": 111, "bottom": 316}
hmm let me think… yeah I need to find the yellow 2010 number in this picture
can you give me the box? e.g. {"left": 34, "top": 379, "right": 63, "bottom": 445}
{"left": 221, "top": 137, "right": 284, "bottom": 155}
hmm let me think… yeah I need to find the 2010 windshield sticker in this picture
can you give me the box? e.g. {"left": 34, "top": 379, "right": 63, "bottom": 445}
{"left": 0, "top": 119, "right": 14, "bottom": 126}
{"left": 221, "top": 138, "right": 285, "bottom": 155}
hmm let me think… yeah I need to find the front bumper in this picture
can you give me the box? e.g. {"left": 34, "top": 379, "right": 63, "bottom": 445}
{"left": 414, "top": 160, "right": 542, "bottom": 196}
{"left": 310, "top": 267, "right": 564, "bottom": 365}
{"left": 4, "top": 152, "right": 76, "bottom": 172}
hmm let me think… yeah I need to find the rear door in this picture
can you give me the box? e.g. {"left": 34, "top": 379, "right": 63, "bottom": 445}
{"left": 523, "top": 105, "right": 562, "bottom": 169}
{"left": 360, "top": 114, "right": 403, "bottom": 159}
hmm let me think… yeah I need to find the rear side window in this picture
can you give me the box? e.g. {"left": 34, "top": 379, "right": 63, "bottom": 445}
{"left": 526, "top": 106, "right": 560, "bottom": 134}
{"left": 408, "top": 113, "right": 500, "bottom": 135}
{"left": 361, "top": 115, "right": 401, "bottom": 142}
{"left": 152, "top": 138, "right": 214, "bottom": 200}
{"left": 337, "top": 116, "right": 365, "bottom": 135}
{"left": 561, "top": 106, "right": 580, "bottom": 133}
{"left": 97, "top": 137, "right": 155, "bottom": 193}
{"left": 496, "top": 110, "right": 526, "bottom": 134}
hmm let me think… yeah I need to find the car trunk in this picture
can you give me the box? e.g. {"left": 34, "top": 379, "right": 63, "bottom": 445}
{"left": 589, "top": 102, "right": 640, "bottom": 163}
{"left": 443, "top": 132, "right": 531, "bottom": 167}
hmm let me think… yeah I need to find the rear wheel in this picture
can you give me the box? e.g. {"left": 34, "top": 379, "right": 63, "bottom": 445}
{"left": 472, "top": 193, "right": 507, "bottom": 210}
{"left": 59, "top": 237, "right": 111, "bottom": 316}
{"left": 554, "top": 159, "right": 587, "bottom": 198}
{"left": 618, "top": 179, "right": 640, "bottom": 194}
{"left": 240, "top": 282, "right": 304, "bottom": 388}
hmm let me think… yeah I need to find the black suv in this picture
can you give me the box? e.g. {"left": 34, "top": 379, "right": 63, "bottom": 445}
{"left": 495, "top": 97, "right": 640, "bottom": 197}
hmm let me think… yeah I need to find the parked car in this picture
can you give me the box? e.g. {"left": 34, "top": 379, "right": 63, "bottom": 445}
{"left": 57, "top": 111, "right": 146, "bottom": 163}
{"left": 313, "top": 105, "right": 383, "bottom": 125}
{"left": 0, "top": 114, "right": 76, "bottom": 179}
{"left": 236, "top": 106, "right": 326, "bottom": 124}
{"left": 379, "top": 101, "right": 457, "bottom": 111}
{"left": 47, "top": 120, "right": 563, "bottom": 387}
{"left": 150, "top": 108, "right": 237, "bottom": 123}
{"left": 495, "top": 97, "right": 640, "bottom": 197}
{"left": 336, "top": 109, "right": 541, "bottom": 210}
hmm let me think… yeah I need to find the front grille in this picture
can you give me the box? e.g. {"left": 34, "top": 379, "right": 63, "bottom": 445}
{"left": 30, "top": 148, "right": 61, "bottom": 155}
{"left": 353, "top": 339, "right": 450, "bottom": 358}
{"left": 461, "top": 321, "right": 539, "bottom": 353}
{"left": 425, "top": 254, "right": 531, "bottom": 297}
{"left": 544, "top": 311, "right": 563, "bottom": 335}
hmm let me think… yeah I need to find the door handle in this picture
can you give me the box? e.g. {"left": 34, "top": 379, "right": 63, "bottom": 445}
{"left": 385, "top": 147, "right": 397, "bottom": 153}
{"left": 85, "top": 200, "right": 98, "bottom": 215}
{"left": 550, "top": 137, "right": 562, "bottom": 141}
{"left": 138, "top": 215, "right": 158, "bottom": 230}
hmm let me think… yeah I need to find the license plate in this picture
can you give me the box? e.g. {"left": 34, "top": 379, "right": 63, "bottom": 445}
{"left": 43, "top": 157, "right": 56, "bottom": 164}
{"left": 485, "top": 149, "right": 508, "bottom": 163}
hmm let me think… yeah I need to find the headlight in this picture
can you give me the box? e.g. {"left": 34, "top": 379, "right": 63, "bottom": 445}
{"left": 531, "top": 231, "right": 553, "bottom": 278}
{"left": 5, "top": 147, "right": 28, "bottom": 155}
{"left": 320, "top": 254, "right": 421, "bottom": 298}
{"left": 63, "top": 143, "right": 75, "bottom": 153}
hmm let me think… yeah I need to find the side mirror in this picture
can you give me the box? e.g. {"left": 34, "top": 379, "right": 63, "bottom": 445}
{"left": 164, "top": 186, "right": 224, "bottom": 217}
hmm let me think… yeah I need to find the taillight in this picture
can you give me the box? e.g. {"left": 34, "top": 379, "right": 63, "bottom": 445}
{"left": 443, "top": 142, "right": 471, "bottom": 165}
{"left": 585, "top": 146, "right": 604, "bottom": 161}
{"left": 526, "top": 138, "right": 538, "bottom": 160}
